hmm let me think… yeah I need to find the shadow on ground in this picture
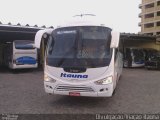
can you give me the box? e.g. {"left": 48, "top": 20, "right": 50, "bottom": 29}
{"left": 0, "top": 65, "right": 43, "bottom": 74}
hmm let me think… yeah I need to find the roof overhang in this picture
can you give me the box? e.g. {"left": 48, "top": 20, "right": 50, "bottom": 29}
{"left": 0, "top": 25, "right": 43, "bottom": 43}
{"left": 120, "top": 33, "right": 156, "bottom": 41}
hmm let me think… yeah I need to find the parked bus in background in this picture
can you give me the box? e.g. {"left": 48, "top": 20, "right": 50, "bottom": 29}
{"left": 143, "top": 48, "right": 160, "bottom": 70}
{"left": 123, "top": 47, "right": 145, "bottom": 68}
{"left": 35, "top": 15, "right": 123, "bottom": 97}
{"left": 4, "top": 40, "right": 38, "bottom": 69}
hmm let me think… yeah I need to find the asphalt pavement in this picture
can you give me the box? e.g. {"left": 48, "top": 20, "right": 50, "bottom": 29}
{"left": 0, "top": 67, "right": 160, "bottom": 114}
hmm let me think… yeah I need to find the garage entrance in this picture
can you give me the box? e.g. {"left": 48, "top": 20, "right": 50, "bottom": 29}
{"left": 0, "top": 24, "right": 42, "bottom": 66}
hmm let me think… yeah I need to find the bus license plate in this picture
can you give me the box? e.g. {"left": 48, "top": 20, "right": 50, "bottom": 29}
{"left": 69, "top": 92, "right": 80, "bottom": 96}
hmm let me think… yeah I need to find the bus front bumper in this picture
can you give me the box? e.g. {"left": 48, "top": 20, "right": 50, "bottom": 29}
{"left": 44, "top": 81, "right": 114, "bottom": 97}
{"left": 11, "top": 63, "right": 38, "bottom": 69}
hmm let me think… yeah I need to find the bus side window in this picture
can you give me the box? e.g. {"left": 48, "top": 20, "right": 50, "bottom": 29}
{"left": 48, "top": 36, "right": 54, "bottom": 55}
{"left": 115, "top": 48, "right": 118, "bottom": 60}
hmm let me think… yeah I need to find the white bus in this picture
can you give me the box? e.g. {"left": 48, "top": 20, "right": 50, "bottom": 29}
{"left": 4, "top": 40, "right": 38, "bottom": 69}
{"left": 35, "top": 16, "right": 123, "bottom": 97}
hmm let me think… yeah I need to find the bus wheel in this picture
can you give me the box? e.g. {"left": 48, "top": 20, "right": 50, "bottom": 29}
{"left": 145, "top": 66, "right": 150, "bottom": 70}
{"left": 147, "top": 68, "right": 151, "bottom": 70}
{"left": 112, "top": 89, "right": 116, "bottom": 96}
{"left": 112, "top": 79, "right": 118, "bottom": 96}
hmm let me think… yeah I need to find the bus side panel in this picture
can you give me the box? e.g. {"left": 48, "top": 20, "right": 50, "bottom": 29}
{"left": 113, "top": 46, "right": 123, "bottom": 89}
{"left": 115, "top": 51, "right": 123, "bottom": 79}
{"left": 116, "top": 39, "right": 123, "bottom": 78}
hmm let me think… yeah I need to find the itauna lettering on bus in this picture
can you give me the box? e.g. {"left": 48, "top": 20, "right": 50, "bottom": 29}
{"left": 60, "top": 73, "right": 88, "bottom": 78}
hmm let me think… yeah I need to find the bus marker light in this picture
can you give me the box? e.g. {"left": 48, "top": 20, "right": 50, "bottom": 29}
{"left": 69, "top": 92, "right": 80, "bottom": 96}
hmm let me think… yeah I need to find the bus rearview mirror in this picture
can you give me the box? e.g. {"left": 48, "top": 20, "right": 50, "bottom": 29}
{"left": 110, "top": 31, "right": 120, "bottom": 48}
{"left": 35, "top": 29, "right": 53, "bottom": 48}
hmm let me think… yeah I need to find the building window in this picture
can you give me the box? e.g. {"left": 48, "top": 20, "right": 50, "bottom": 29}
{"left": 144, "top": 23, "right": 154, "bottom": 28}
{"left": 157, "top": 1, "right": 160, "bottom": 6}
{"left": 145, "top": 13, "right": 154, "bottom": 18}
{"left": 145, "top": 3, "right": 154, "bottom": 9}
{"left": 157, "top": 11, "right": 160, "bottom": 16}
{"left": 157, "top": 21, "right": 160, "bottom": 26}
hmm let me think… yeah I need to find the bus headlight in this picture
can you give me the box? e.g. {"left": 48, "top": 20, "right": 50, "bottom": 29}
{"left": 94, "top": 76, "right": 113, "bottom": 85}
{"left": 44, "top": 74, "right": 56, "bottom": 83}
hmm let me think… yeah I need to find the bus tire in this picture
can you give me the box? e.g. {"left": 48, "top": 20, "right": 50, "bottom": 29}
{"left": 112, "top": 89, "right": 116, "bottom": 96}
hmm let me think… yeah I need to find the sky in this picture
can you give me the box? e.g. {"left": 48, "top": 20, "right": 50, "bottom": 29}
{"left": 0, "top": 0, "right": 141, "bottom": 33}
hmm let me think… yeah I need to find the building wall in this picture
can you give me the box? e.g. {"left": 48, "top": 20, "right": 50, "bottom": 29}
{"left": 124, "top": 40, "right": 160, "bottom": 51}
{"left": 139, "top": 0, "right": 160, "bottom": 35}
{"left": 140, "top": 41, "right": 160, "bottom": 50}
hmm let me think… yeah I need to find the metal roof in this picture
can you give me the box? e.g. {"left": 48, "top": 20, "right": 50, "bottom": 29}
{"left": 0, "top": 22, "right": 157, "bottom": 43}
{"left": 120, "top": 33, "right": 156, "bottom": 41}
{"left": 0, "top": 23, "right": 50, "bottom": 43}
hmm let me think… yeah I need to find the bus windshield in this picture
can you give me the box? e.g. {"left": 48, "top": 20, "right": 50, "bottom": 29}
{"left": 15, "top": 40, "right": 35, "bottom": 49}
{"left": 46, "top": 26, "right": 112, "bottom": 68}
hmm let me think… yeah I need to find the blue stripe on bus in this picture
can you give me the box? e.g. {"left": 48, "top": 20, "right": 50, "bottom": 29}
{"left": 135, "top": 60, "right": 144, "bottom": 64}
{"left": 16, "top": 56, "right": 36, "bottom": 64}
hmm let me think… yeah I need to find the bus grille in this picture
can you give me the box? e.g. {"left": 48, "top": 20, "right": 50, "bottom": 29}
{"left": 56, "top": 85, "right": 94, "bottom": 92}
